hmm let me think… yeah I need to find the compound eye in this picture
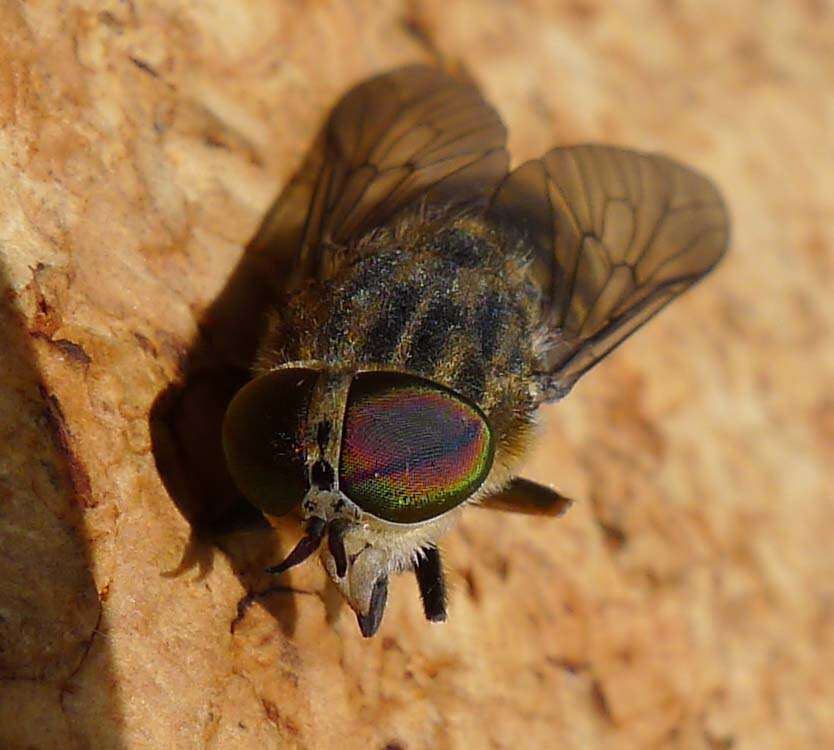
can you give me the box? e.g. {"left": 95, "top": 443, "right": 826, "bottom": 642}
{"left": 339, "top": 372, "right": 494, "bottom": 524}
{"left": 223, "top": 368, "right": 318, "bottom": 517}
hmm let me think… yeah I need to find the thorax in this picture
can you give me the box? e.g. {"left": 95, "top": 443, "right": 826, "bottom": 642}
{"left": 258, "top": 213, "right": 542, "bottom": 442}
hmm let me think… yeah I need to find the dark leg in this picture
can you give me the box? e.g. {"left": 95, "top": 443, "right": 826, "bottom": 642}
{"left": 266, "top": 517, "right": 326, "bottom": 573}
{"left": 414, "top": 546, "right": 447, "bottom": 622}
{"left": 356, "top": 575, "right": 389, "bottom": 638}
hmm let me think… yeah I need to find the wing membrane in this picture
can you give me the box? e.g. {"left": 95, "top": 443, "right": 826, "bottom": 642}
{"left": 488, "top": 145, "right": 729, "bottom": 400}
{"left": 249, "top": 66, "right": 509, "bottom": 291}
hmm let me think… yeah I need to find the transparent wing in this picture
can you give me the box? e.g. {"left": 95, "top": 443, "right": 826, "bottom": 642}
{"left": 249, "top": 65, "right": 509, "bottom": 290}
{"left": 487, "top": 145, "right": 729, "bottom": 400}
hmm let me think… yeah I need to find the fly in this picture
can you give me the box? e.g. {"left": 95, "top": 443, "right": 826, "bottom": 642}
{"left": 221, "top": 66, "right": 730, "bottom": 637}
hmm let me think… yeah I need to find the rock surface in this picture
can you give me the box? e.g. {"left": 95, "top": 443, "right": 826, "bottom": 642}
{"left": 1, "top": 1, "right": 833, "bottom": 748}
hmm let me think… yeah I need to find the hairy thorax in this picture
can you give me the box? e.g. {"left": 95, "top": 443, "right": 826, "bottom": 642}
{"left": 258, "top": 211, "right": 544, "bottom": 464}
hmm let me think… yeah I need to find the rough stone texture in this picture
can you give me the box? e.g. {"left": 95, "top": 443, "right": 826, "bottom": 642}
{"left": 1, "top": 1, "right": 833, "bottom": 749}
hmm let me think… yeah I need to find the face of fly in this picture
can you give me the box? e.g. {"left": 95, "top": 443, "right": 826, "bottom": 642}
{"left": 223, "top": 365, "right": 505, "bottom": 637}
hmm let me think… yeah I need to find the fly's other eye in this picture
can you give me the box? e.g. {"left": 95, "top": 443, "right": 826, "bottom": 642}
{"left": 340, "top": 372, "right": 494, "bottom": 524}
{"left": 223, "top": 368, "right": 317, "bottom": 517}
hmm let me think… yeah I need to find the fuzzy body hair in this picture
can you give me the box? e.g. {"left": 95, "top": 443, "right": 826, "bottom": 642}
{"left": 256, "top": 207, "right": 547, "bottom": 619}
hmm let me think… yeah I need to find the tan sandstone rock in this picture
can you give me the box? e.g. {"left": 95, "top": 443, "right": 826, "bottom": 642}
{"left": 1, "top": 2, "right": 832, "bottom": 749}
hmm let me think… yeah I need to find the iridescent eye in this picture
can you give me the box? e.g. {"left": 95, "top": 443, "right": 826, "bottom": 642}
{"left": 222, "top": 368, "right": 318, "bottom": 516}
{"left": 339, "top": 372, "right": 494, "bottom": 524}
